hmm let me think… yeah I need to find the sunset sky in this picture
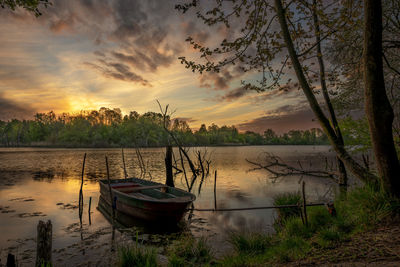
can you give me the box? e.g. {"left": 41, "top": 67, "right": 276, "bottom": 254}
{"left": 0, "top": 0, "right": 319, "bottom": 133}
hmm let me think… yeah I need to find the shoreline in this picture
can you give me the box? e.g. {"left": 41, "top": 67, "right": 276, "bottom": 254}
{"left": 0, "top": 143, "right": 331, "bottom": 149}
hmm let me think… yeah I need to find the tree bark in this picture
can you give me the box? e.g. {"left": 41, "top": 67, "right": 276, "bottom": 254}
{"left": 274, "top": 0, "right": 377, "bottom": 184}
{"left": 363, "top": 0, "right": 400, "bottom": 197}
{"left": 36, "top": 220, "right": 52, "bottom": 267}
{"left": 165, "top": 145, "right": 174, "bottom": 187}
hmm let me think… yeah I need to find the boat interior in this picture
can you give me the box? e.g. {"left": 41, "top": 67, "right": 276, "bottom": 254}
{"left": 110, "top": 182, "right": 191, "bottom": 202}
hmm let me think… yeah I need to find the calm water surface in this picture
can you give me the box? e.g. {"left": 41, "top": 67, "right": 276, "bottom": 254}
{"left": 0, "top": 146, "right": 338, "bottom": 266}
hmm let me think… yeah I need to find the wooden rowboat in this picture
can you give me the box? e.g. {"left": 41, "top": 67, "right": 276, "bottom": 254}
{"left": 99, "top": 177, "right": 196, "bottom": 223}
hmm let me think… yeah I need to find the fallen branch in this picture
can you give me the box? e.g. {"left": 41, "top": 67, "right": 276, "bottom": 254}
{"left": 246, "top": 153, "right": 338, "bottom": 181}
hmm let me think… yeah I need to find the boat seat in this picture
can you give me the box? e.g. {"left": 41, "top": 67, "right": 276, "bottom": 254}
{"left": 129, "top": 192, "right": 157, "bottom": 200}
{"left": 163, "top": 196, "right": 192, "bottom": 202}
{"left": 114, "top": 185, "right": 167, "bottom": 193}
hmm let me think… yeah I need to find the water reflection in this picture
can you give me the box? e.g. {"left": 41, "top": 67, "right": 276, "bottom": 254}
{"left": 0, "top": 146, "right": 338, "bottom": 264}
{"left": 97, "top": 197, "right": 185, "bottom": 233}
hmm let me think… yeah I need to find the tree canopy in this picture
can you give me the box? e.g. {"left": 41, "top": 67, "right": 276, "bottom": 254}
{"left": 0, "top": 108, "right": 329, "bottom": 147}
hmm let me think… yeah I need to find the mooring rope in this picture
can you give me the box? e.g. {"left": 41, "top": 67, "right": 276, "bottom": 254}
{"left": 187, "top": 202, "right": 327, "bottom": 212}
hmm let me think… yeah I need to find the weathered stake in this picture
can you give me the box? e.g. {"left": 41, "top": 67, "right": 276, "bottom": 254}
{"left": 302, "top": 181, "right": 308, "bottom": 226}
{"left": 36, "top": 220, "right": 52, "bottom": 267}
{"left": 122, "top": 148, "right": 128, "bottom": 179}
{"left": 88, "top": 196, "right": 92, "bottom": 225}
{"left": 79, "top": 153, "right": 86, "bottom": 225}
{"left": 6, "top": 253, "right": 16, "bottom": 267}
{"left": 214, "top": 170, "right": 217, "bottom": 211}
{"left": 105, "top": 156, "right": 115, "bottom": 220}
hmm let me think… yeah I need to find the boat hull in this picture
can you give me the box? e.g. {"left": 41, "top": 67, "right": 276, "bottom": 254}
{"left": 99, "top": 178, "right": 195, "bottom": 223}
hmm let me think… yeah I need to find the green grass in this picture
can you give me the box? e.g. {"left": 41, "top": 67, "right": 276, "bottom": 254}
{"left": 273, "top": 192, "right": 302, "bottom": 220}
{"left": 335, "top": 184, "right": 397, "bottom": 229}
{"left": 218, "top": 184, "right": 398, "bottom": 265}
{"left": 117, "top": 244, "right": 158, "bottom": 267}
{"left": 228, "top": 231, "right": 271, "bottom": 255}
{"left": 167, "top": 235, "right": 213, "bottom": 267}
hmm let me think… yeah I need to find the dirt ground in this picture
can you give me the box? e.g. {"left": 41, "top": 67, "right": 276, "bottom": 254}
{"left": 286, "top": 220, "right": 400, "bottom": 266}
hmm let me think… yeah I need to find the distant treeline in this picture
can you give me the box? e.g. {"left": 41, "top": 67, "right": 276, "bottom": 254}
{"left": 0, "top": 108, "right": 329, "bottom": 147}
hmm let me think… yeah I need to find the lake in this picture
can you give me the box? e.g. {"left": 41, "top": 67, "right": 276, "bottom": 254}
{"left": 0, "top": 146, "right": 340, "bottom": 266}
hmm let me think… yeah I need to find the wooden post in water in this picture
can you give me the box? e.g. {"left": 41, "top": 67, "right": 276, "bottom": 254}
{"left": 105, "top": 156, "right": 115, "bottom": 220}
{"left": 79, "top": 153, "right": 86, "bottom": 225}
{"left": 88, "top": 196, "right": 92, "bottom": 225}
{"left": 122, "top": 148, "right": 128, "bottom": 180}
{"left": 214, "top": 170, "right": 217, "bottom": 211}
{"left": 302, "top": 181, "right": 308, "bottom": 226}
{"left": 6, "top": 253, "right": 16, "bottom": 267}
{"left": 36, "top": 220, "right": 52, "bottom": 267}
{"left": 165, "top": 145, "right": 174, "bottom": 187}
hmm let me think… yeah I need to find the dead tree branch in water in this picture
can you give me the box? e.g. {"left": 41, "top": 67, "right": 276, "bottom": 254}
{"left": 157, "top": 101, "right": 214, "bottom": 194}
{"left": 134, "top": 146, "right": 147, "bottom": 178}
{"left": 171, "top": 149, "right": 183, "bottom": 174}
{"left": 246, "top": 153, "right": 339, "bottom": 182}
{"left": 157, "top": 100, "right": 198, "bottom": 178}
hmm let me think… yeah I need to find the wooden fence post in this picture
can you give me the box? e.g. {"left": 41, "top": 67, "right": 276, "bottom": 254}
{"left": 214, "top": 170, "right": 217, "bottom": 211}
{"left": 6, "top": 253, "right": 16, "bottom": 267}
{"left": 36, "top": 220, "right": 52, "bottom": 267}
{"left": 302, "top": 181, "right": 308, "bottom": 226}
{"left": 88, "top": 196, "right": 92, "bottom": 225}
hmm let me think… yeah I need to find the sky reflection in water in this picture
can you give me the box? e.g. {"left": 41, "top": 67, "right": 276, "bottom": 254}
{"left": 0, "top": 146, "right": 338, "bottom": 265}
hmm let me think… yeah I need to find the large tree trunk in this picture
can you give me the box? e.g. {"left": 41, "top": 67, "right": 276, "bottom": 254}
{"left": 363, "top": 0, "right": 400, "bottom": 197}
{"left": 274, "top": 0, "right": 377, "bottom": 184}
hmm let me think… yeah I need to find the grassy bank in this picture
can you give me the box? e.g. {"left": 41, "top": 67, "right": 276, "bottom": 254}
{"left": 118, "top": 185, "right": 399, "bottom": 266}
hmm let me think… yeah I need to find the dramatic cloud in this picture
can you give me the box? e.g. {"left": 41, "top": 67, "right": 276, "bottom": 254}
{"left": 84, "top": 60, "right": 150, "bottom": 86}
{"left": 0, "top": 0, "right": 314, "bottom": 133}
{"left": 181, "top": 21, "right": 210, "bottom": 44}
{"left": 219, "top": 87, "right": 249, "bottom": 101}
{"left": 0, "top": 94, "right": 36, "bottom": 120}
{"left": 198, "top": 67, "right": 244, "bottom": 91}
{"left": 237, "top": 104, "right": 319, "bottom": 134}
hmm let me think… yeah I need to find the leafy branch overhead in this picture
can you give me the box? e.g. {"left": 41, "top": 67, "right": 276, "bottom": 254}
{"left": 175, "top": 0, "right": 353, "bottom": 92}
{"left": 176, "top": 0, "right": 400, "bottom": 196}
{"left": 0, "top": 0, "right": 51, "bottom": 16}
